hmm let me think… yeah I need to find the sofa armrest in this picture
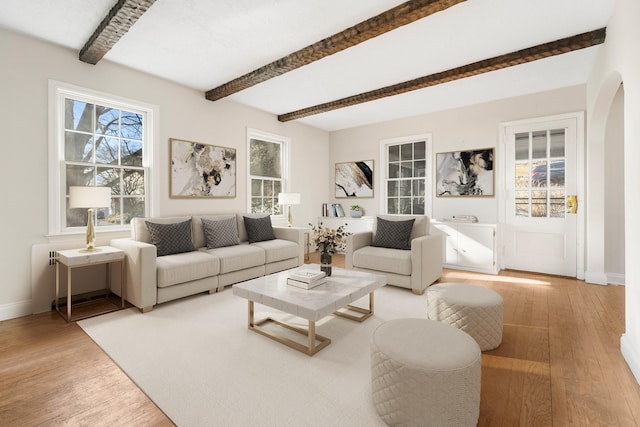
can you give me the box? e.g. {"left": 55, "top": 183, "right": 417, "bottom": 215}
{"left": 410, "top": 234, "right": 443, "bottom": 294}
{"left": 110, "top": 238, "right": 158, "bottom": 311}
{"left": 346, "top": 232, "right": 373, "bottom": 269}
{"left": 273, "top": 226, "right": 305, "bottom": 265}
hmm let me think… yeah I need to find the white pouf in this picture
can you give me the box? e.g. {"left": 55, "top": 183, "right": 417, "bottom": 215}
{"left": 371, "top": 318, "right": 481, "bottom": 427}
{"left": 427, "top": 282, "right": 504, "bottom": 351}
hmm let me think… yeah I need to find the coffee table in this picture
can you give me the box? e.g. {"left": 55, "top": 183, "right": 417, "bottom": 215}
{"left": 232, "top": 266, "right": 386, "bottom": 356}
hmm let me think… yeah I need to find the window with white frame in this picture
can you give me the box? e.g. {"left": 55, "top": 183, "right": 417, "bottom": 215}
{"left": 247, "top": 129, "right": 289, "bottom": 215}
{"left": 380, "top": 134, "right": 432, "bottom": 215}
{"left": 49, "top": 81, "right": 155, "bottom": 235}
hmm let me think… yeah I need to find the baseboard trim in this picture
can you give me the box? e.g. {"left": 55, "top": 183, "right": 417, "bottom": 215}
{"left": 0, "top": 299, "right": 32, "bottom": 321}
{"left": 606, "top": 273, "right": 625, "bottom": 285}
{"left": 584, "top": 271, "right": 608, "bottom": 285}
{"left": 621, "top": 334, "right": 640, "bottom": 385}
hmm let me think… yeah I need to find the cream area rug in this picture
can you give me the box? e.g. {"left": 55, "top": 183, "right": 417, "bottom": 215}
{"left": 79, "top": 284, "right": 429, "bottom": 427}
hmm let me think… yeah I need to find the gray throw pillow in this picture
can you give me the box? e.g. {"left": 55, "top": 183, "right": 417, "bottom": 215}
{"left": 145, "top": 219, "right": 196, "bottom": 256}
{"left": 202, "top": 217, "right": 240, "bottom": 249}
{"left": 243, "top": 215, "right": 276, "bottom": 243}
{"left": 372, "top": 217, "right": 415, "bottom": 250}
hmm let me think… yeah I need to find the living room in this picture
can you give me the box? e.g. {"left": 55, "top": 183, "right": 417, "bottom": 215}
{"left": 1, "top": 0, "right": 640, "bottom": 425}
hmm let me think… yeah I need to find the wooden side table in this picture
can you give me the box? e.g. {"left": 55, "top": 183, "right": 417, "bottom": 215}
{"left": 55, "top": 246, "right": 126, "bottom": 322}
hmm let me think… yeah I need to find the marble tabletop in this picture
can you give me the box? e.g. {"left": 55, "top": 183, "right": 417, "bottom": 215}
{"left": 232, "top": 265, "right": 386, "bottom": 321}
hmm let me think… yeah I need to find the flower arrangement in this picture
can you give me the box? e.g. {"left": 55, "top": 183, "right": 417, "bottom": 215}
{"left": 309, "top": 222, "right": 351, "bottom": 255}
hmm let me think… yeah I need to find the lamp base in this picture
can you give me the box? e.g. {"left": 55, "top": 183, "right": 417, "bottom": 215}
{"left": 79, "top": 247, "right": 102, "bottom": 253}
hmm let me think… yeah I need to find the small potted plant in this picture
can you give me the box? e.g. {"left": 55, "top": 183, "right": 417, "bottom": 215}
{"left": 350, "top": 205, "right": 363, "bottom": 218}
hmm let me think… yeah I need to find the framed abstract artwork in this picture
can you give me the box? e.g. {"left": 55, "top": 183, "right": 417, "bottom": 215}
{"left": 170, "top": 138, "right": 236, "bottom": 198}
{"left": 436, "top": 148, "right": 494, "bottom": 197}
{"left": 335, "top": 160, "right": 374, "bottom": 198}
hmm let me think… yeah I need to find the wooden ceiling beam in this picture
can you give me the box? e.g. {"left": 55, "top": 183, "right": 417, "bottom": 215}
{"left": 278, "top": 28, "right": 606, "bottom": 122}
{"left": 79, "top": 0, "right": 157, "bottom": 65}
{"left": 205, "top": 0, "right": 466, "bottom": 101}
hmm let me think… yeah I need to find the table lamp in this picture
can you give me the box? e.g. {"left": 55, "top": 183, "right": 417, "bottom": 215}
{"left": 278, "top": 192, "right": 301, "bottom": 227}
{"left": 69, "top": 186, "right": 111, "bottom": 252}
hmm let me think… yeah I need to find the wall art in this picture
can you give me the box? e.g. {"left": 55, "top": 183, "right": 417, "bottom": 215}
{"left": 170, "top": 138, "right": 236, "bottom": 198}
{"left": 335, "top": 160, "right": 374, "bottom": 198}
{"left": 436, "top": 148, "right": 494, "bottom": 197}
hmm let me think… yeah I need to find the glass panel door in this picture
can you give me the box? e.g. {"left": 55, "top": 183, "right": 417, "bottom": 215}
{"left": 513, "top": 129, "right": 566, "bottom": 219}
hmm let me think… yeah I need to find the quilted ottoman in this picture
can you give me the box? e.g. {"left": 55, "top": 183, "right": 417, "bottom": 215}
{"left": 371, "top": 318, "right": 481, "bottom": 427}
{"left": 427, "top": 282, "right": 504, "bottom": 351}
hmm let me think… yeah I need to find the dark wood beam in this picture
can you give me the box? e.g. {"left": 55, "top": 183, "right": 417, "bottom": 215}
{"left": 278, "top": 28, "right": 606, "bottom": 122}
{"left": 205, "top": 0, "right": 466, "bottom": 101}
{"left": 79, "top": 0, "right": 157, "bottom": 65}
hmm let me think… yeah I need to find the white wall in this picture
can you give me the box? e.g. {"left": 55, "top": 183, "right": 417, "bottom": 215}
{"left": 604, "top": 86, "right": 625, "bottom": 283}
{"left": 586, "top": 0, "right": 640, "bottom": 384}
{"left": 329, "top": 86, "right": 586, "bottom": 223}
{"left": 0, "top": 28, "right": 329, "bottom": 319}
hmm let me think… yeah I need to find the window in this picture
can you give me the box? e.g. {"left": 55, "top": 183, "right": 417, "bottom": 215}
{"left": 514, "top": 129, "right": 566, "bottom": 218}
{"left": 380, "top": 134, "right": 432, "bottom": 215}
{"left": 49, "top": 81, "right": 156, "bottom": 235}
{"left": 247, "top": 129, "right": 289, "bottom": 215}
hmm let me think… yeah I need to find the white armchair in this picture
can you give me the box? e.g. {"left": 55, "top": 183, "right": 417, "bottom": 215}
{"left": 345, "top": 215, "right": 443, "bottom": 295}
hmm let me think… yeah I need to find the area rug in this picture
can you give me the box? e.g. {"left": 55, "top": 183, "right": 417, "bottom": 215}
{"left": 78, "top": 284, "right": 428, "bottom": 427}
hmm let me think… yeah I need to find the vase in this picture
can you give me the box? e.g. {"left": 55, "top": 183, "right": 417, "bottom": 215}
{"left": 350, "top": 210, "right": 363, "bottom": 218}
{"left": 320, "top": 252, "right": 332, "bottom": 276}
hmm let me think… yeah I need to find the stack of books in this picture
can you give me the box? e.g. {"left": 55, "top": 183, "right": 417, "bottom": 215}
{"left": 452, "top": 215, "right": 478, "bottom": 223}
{"left": 287, "top": 269, "right": 327, "bottom": 290}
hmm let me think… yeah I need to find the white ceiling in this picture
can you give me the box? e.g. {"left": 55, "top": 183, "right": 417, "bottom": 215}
{"left": 0, "top": 0, "right": 615, "bottom": 131}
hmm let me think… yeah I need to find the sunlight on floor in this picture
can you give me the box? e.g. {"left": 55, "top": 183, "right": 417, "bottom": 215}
{"left": 442, "top": 270, "right": 552, "bottom": 286}
{"left": 482, "top": 354, "right": 549, "bottom": 375}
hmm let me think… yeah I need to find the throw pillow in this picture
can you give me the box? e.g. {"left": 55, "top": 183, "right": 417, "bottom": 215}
{"left": 202, "top": 217, "right": 240, "bottom": 249}
{"left": 243, "top": 215, "right": 276, "bottom": 243}
{"left": 145, "top": 219, "right": 196, "bottom": 256}
{"left": 372, "top": 217, "right": 415, "bottom": 250}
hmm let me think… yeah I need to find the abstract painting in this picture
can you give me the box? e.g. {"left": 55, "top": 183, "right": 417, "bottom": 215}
{"left": 170, "top": 138, "right": 236, "bottom": 198}
{"left": 436, "top": 148, "right": 494, "bottom": 197}
{"left": 335, "top": 160, "right": 374, "bottom": 198}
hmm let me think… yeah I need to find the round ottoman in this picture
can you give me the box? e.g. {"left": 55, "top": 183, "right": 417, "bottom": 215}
{"left": 427, "top": 282, "right": 504, "bottom": 351}
{"left": 371, "top": 318, "right": 481, "bottom": 427}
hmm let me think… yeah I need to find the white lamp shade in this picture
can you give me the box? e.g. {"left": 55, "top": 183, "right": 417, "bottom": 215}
{"left": 278, "top": 192, "right": 301, "bottom": 205}
{"left": 69, "top": 186, "right": 111, "bottom": 208}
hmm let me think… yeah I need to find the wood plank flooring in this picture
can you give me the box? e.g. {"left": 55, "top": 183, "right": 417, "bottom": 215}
{"left": 1, "top": 255, "right": 639, "bottom": 426}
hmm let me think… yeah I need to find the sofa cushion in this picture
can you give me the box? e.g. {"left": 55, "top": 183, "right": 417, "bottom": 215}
{"left": 243, "top": 215, "right": 276, "bottom": 243}
{"left": 132, "top": 216, "right": 191, "bottom": 244}
{"left": 251, "top": 239, "right": 299, "bottom": 263}
{"left": 146, "top": 219, "right": 196, "bottom": 256}
{"left": 202, "top": 217, "right": 241, "bottom": 249}
{"left": 374, "top": 215, "right": 429, "bottom": 241}
{"left": 200, "top": 243, "right": 265, "bottom": 274}
{"left": 156, "top": 251, "right": 220, "bottom": 288}
{"left": 352, "top": 246, "right": 412, "bottom": 276}
{"left": 192, "top": 214, "right": 236, "bottom": 248}
{"left": 372, "top": 217, "right": 415, "bottom": 250}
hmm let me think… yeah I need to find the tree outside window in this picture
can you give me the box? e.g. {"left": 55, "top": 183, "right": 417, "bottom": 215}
{"left": 248, "top": 130, "right": 289, "bottom": 215}
{"left": 249, "top": 138, "right": 283, "bottom": 215}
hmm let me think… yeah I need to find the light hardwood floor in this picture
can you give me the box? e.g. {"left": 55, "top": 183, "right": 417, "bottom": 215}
{"left": 1, "top": 254, "right": 640, "bottom": 426}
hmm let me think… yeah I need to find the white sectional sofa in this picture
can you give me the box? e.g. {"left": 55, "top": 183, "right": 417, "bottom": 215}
{"left": 111, "top": 213, "right": 304, "bottom": 312}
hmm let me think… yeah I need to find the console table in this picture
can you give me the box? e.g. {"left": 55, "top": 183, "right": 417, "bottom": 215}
{"left": 317, "top": 216, "right": 374, "bottom": 233}
{"left": 55, "top": 246, "right": 127, "bottom": 322}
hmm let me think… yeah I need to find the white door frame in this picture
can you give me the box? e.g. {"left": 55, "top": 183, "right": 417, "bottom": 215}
{"left": 498, "top": 111, "right": 585, "bottom": 279}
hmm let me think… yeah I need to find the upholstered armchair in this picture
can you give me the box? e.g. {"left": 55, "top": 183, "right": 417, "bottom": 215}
{"left": 345, "top": 215, "right": 443, "bottom": 295}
